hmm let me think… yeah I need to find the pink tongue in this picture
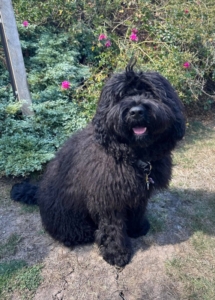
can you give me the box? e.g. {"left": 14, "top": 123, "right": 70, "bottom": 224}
{"left": 133, "top": 127, "right": 147, "bottom": 135}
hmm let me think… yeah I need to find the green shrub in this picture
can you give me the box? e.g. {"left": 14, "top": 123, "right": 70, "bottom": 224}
{"left": 0, "top": 97, "right": 88, "bottom": 176}
{"left": 0, "top": 0, "right": 214, "bottom": 176}
{"left": 12, "top": 0, "right": 215, "bottom": 105}
{"left": 0, "top": 25, "right": 90, "bottom": 176}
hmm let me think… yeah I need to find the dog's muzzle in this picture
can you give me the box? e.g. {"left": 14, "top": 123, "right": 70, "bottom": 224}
{"left": 128, "top": 105, "right": 147, "bottom": 136}
{"left": 129, "top": 105, "right": 145, "bottom": 120}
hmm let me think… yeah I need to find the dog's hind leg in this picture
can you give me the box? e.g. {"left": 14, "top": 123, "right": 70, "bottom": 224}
{"left": 95, "top": 211, "right": 131, "bottom": 267}
{"left": 40, "top": 209, "right": 97, "bottom": 247}
{"left": 62, "top": 218, "right": 96, "bottom": 247}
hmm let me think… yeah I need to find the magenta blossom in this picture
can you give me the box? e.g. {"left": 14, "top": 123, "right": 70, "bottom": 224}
{"left": 61, "top": 81, "right": 71, "bottom": 89}
{"left": 105, "top": 40, "right": 111, "bottom": 47}
{"left": 183, "top": 62, "right": 191, "bottom": 68}
{"left": 130, "top": 33, "right": 138, "bottom": 42}
{"left": 131, "top": 28, "right": 138, "bottom": 34}
{"left": 184, "top": 9, "right": 189, "bottom": 14}
{"left": 22, "top": 20, "right": 29, "bottom": 27}
{"left": 98, "top": 33, "right": 107, "bottom": 41}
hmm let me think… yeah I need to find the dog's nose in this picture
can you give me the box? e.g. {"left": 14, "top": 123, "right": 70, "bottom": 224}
{"left": 129, "top": 106, "right": 144, "bottom": 119}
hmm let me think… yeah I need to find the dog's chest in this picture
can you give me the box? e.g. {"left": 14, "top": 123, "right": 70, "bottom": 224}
{"left": 92, "top": 159, "right": 149, "bottom": 209}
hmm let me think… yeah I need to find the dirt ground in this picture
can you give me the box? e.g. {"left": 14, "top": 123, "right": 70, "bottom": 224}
{"left": 0, "top": 177, "right": 189, "bottom": 300}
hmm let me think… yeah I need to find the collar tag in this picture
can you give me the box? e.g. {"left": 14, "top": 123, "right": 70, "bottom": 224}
{"left": 137, "top": 160, "right": 154, "bottom": 190}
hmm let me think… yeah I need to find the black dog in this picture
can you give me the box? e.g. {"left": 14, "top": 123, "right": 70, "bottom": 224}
{"left": 11, "top": 61, "right": 185, "bottom": 267}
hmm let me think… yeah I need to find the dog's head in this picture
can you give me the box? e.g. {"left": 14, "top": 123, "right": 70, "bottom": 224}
{"left": 92, "top": 61, "right": 185, "bottom": 153}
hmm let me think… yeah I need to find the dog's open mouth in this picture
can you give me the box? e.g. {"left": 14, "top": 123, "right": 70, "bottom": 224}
{"left": 132, "top": 127, "right": 147, "bottom": 135}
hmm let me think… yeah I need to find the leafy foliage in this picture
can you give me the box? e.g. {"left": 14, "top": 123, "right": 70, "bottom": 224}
{"left": 0, "top": 0, "right": 215, "bottom": 176}
{"left": 11, "top": 0, "right": 215, "bottom": 105}
{"left": 0, "top": 97, "right": 87, "bottom": 176}
{"left": 0, "top": 25, "right": 89, "bottom": 176}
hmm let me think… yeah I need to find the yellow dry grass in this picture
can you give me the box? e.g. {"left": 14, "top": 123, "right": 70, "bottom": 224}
{"left": 166, "top": 116, "right": 215, "bottom": 299}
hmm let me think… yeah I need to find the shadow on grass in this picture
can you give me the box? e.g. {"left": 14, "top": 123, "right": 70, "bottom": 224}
{"left": 178, "top": 120, "right": 214, "bottom": 149}
{"left": 139, "top": 187, "right": 215, "bottom": 250}
{"left": 168, "top": 187, "right": 215, "bottom": 235}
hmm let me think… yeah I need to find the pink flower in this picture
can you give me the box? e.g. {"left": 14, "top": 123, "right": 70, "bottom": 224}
{"left": 61, "top": 81, "right": 70, "bottom": 89}
{"left": 184, "top": 9, "right": 189, "bottom": 14}
{"left": 22, "top": 20, "right": 29, "bottom": 27}
{"left": 105, "top": 40, "right": 111, "bottom": 47}
{"left": 130, "top": 33, "right": 139, "bottom": 42}
{"left": 98, "top": 34, "right": 107, "bottom": 41}
{"left": 131, "top": 28, "right": 138, "bottom": 34}
{"left": 183, "top": 62, "right": 191, "bottom": 68}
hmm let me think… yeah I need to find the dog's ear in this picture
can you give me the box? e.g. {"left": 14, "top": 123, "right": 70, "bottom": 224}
{"left": 161, "top": 74, "right": 186, "bottom": 141}
{"left": 92, "top": 113, "right": 110, "bottom": 146}
{"left": 92, "top": 70, "right": 124, "bottom": 146}
{"left": 146, "top": 72, "right": 186, "bottom": 141}
{"left": 92, "top": 88, "right": 112, "bottom": 146}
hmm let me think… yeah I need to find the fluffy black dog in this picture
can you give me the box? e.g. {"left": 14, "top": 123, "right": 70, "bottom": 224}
{"left": 11, "top": 61, "right": 185, "bottom": 267}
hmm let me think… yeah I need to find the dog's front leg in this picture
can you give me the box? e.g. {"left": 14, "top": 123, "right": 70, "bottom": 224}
{"left": 126, "top": 204, "right": 150, "bottom": 238}
{"left": 95, "top": 211, "right": 131, "bottom": 267}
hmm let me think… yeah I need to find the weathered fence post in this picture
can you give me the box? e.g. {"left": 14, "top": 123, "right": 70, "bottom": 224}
{"left": 0, "top": 0, "right": 33, "bottom": 116}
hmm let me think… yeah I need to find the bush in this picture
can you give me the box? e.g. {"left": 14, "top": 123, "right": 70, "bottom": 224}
{"left": 12, "top": 0, "right": 215, "bottom": 105}
{"left": 0, "top": 99, "right": 87, "bottom": 176}
{"left": 0, "top": 25, "right": 90, "bottom": 176}
{"left": 0, "top": 0, "right": 215, "bottom": 176}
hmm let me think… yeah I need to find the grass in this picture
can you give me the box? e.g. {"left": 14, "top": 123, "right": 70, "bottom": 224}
{"left": 167, "top": 232, "right": 215, "bottom": 300}
{"left": 147, "top": 212, "right": 166, "bottom": 234}
{"left": 0, "top": 179, "right": 12, "bottom": 207}
{"left": 0, "top": 260, "right": 43, "bottom": 299}
{"left": 166, "top": 117, "right": 215, "bottom": 299}
{"left": 0, "top": 184, "right": 43, "bottom": 298}
{"left": 0, "top": 233, "right": 21, "bottom": 259}
{"left": 147, "top": 193, "right": 169, "bottom": 234}
{"left": 20, "top": 203, "right": 39, "bottom": 214}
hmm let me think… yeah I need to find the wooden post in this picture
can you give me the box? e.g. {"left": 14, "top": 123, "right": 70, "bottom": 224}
{"left": 0, "top": 0, "right": 33, "bottom": 116}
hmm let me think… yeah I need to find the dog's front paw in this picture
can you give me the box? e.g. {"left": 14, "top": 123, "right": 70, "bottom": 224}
{"left": 100, "top": 244, "right": 131, "bottom": 267}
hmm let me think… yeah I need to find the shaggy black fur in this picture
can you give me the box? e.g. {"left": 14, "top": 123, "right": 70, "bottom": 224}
{"left": 11, "top": 61, "right": 185, "bottom": 267}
